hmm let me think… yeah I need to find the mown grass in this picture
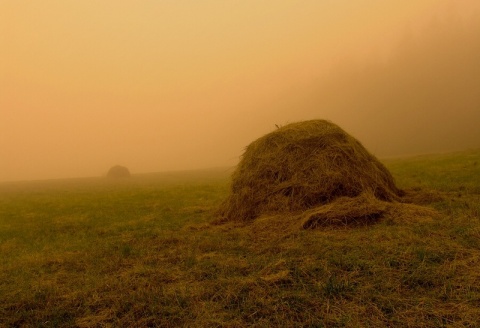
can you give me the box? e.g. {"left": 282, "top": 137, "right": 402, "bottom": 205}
{"left": 1, "top": 151, "right": 480, "bottom": 327}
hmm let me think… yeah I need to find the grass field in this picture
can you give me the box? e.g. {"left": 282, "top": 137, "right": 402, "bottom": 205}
{"left": 1, "top": 150, "right": 480, "bottom": 327}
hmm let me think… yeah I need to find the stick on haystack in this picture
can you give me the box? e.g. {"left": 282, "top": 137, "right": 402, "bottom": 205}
{"left": 217, "top": 119, "right": 408, "bottom": 228}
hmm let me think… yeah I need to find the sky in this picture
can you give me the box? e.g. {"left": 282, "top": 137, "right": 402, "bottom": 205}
{"left": 1, "top": 0, "right": 480, "bottom": 181}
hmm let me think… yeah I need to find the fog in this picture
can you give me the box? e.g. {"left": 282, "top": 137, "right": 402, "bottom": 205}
{"left": 1, "top": 1, "right": 479, "bottom": 181}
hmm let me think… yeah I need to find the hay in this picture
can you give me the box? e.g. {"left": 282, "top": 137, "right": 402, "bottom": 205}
{"left": 106, "top": 165, "right": 131, "bottom": 178}
{"left": 217, "top": 119, "right": 408, "bottom": 227}
{"left": 301, "top": 192, "right": 389, "bottom": 228}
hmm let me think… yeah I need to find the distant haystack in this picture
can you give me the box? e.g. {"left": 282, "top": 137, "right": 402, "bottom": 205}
{"left": 217, "top": 120, "right": 408, "bottom": 228}
{"left": 106, "top": 165, "right": 131, "bottom": 178}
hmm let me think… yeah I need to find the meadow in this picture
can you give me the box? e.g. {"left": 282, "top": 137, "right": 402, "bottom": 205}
{"left": 1, "top": 150, "right": 479, "bottom": 327}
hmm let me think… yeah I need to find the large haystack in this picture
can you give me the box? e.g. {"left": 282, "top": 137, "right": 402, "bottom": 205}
{"left": 218, "top": 120, "right": 406, "bottom": 227}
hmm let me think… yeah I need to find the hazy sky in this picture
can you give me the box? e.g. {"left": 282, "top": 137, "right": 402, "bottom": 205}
{"left": 1, "top": 1, "right": 479, "bottom": 181}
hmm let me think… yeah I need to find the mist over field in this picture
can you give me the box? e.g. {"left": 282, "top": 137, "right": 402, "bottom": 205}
{"left": 277, "top": 11, "right": 480, "bottom": 157}
{"left": 1, "top": 1, "right": 479, "bottom": 181}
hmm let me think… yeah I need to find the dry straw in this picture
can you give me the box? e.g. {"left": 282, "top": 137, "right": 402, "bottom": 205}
{"left": 217, "top": 119, "right": 434, "bottom": 228}
{"left": 106, "top": 165, "right": 131, "bottom": 178}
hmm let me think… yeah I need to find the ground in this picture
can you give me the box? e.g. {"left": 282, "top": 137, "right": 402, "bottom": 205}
{"left": 0, "top": 150, "right": 479, "bottom": 327}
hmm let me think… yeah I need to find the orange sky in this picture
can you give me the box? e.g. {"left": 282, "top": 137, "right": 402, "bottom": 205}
{"left": 1, "top": 0, "right": 479, "bottom": 181}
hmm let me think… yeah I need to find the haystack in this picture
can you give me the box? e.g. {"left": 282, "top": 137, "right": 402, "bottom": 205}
{"left": 217, "top": 120, "right": 406, "bottom": 227}
{"left": 106, "top": 165, "right": 131, "bottom": 178}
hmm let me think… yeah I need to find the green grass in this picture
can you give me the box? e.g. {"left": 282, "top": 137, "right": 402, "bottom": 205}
{"left": 1, "top": 152, "right": 480, "bottom": 327}
{"left": 384, "top": 149, "right": 480, "bottom": 193}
